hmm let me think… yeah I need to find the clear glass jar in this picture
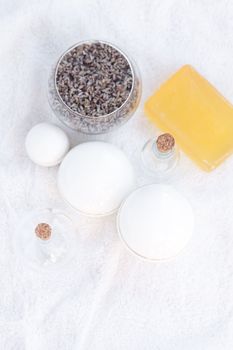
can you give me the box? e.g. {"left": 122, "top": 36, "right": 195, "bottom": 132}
{"left": 48, "top": 40, "right": 141, "bottom": 135}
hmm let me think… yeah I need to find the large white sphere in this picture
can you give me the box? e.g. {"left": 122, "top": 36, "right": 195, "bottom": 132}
{"left": 25, "top": 122, "right": 70, "bottom": 167}
{"left": 58, "top": 141, "right": 136, "bottom": 216}
{"left": 117, "top": 184, "right": 194, "bottom": 261}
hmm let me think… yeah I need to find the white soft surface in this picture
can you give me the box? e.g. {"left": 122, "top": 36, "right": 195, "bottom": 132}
{"left": 1, "top": 0, "right": 233, "bottom": 349}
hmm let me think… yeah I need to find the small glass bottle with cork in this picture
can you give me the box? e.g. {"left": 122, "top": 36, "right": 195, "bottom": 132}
{"left": 14, "top": 209, "right": 77, "bottom": 270}
{"left": 141, "top": 133, "right": 179, "bottom": 179}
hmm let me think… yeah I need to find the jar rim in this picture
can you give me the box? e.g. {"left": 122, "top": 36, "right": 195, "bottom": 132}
{"left": 54, "top": 39, "right": 136, "bottom": 119}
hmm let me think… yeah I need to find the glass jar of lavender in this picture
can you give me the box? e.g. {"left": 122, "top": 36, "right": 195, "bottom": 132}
{"left": 48, "top": 40, "right": 141, "bottom": 134}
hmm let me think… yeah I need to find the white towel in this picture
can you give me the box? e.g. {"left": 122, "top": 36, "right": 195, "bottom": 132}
{"left": 0, "top": 0, "right": 233, "bottom": 349}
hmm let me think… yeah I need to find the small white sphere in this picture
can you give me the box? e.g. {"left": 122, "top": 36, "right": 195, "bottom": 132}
{"left": 25, "top": 122, "right": 70, "bottom": 167}
{"left": 58, "top": 141, "right": 136, "bottom": 216}
{"left": 118, "top": 184, "right": 194, "bottom": 261}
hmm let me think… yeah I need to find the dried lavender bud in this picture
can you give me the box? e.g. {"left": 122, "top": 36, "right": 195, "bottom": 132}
{"left": 55, "top": 42, "right": 133, "bottom": 117}
{"left": 35, "top": 223, "right": 52, "bottom": 240}
{"left": 156, "top": 133, "right": 175, "bottom": 153}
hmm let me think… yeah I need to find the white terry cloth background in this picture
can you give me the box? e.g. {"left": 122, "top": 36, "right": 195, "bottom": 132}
{"left": 0, "top": 0, "right": 233, "bottom": 349}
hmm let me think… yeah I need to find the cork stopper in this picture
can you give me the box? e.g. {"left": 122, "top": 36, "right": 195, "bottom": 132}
{"left": 35, "top": 223, "right": 52, "bottom": 240}
{"left": 156, "top": 133, "right": 175, "bottom": 153}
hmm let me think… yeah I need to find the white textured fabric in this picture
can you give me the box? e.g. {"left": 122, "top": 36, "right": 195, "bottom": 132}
{"left": 1, "top": 0, "right": 233, "bottom": 349}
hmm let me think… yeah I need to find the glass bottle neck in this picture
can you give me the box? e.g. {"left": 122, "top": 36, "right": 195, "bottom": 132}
{"left": 36, "top": 235, "right": 53, "bottom": 246}
{"left": 152, "top": 140, "right": 174, "bottom": 159}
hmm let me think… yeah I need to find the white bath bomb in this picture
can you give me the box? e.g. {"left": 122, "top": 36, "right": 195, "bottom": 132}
{"left": 117, "top": 184, "right": 194, "bottom": 261}
{"left": 58, "top": 141, "right": 136, "bottom": 216}
{"left": 25, "top": 122, "right": 70, "bottom": 167}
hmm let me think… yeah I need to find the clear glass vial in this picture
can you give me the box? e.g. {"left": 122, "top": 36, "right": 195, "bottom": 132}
{"left": 141, "top": 133, "right": 179, "bottom": 178}
{"left": 48, "top": 40, "right": 141, "bottom": 135}
{"left": 14, "top": 209, "right": 77, "bottom": 271}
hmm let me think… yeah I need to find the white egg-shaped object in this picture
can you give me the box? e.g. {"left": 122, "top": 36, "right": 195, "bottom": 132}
{"left": 117, "top": 184, "right": 194, "bottom": 261}
{"left": 58, "top": 141, "right": 136, "bottom": 216}
{"left": 25, "top": 122, "right": 70, "bottom": 167}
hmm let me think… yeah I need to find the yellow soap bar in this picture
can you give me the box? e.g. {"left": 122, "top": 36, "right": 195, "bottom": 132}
{"left": 144, "top": 65, "right": 233, "bottom": 171}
